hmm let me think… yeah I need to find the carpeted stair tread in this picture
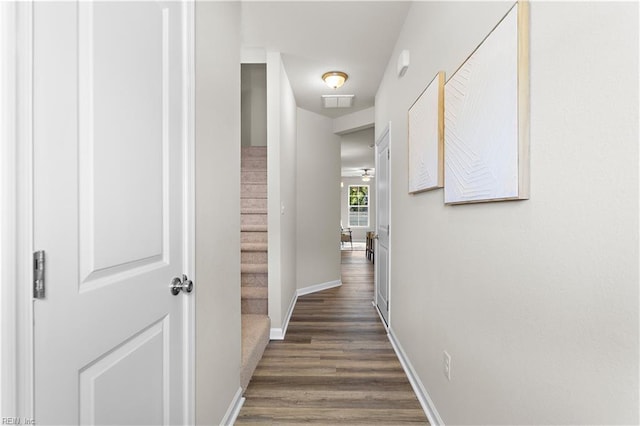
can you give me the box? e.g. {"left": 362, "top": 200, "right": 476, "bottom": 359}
{"left": 241, "top": 231, "right": 268, "bottom": 243}
{"left": 241, "top": 242, "right": 268, "bottom": 252}
{"left": 241, "top": 224, "right": 268, "bottom": 232}
{"left": 242, "top": 251, "right": 267, "bottom": 264}
{"left": 241, "top": 159, "right": 267, "bottom": 171}
{"left": 241, "top": 184, "right": 267, "bottom": 198}
{"left": 241, "top": 147, "right": 267, "bottom": 157}
{"left": 242, "top": 299, "right": 267, "bottom": 315}
{"left": 241, "top": 263, "right": 268, "bottom": 274}
{"left": 240, "top": 193, "right": 267, "bottom": 200}
{"left": 241, "top": 199, "right": 267, "bottom": 213}
{"left": 241, "top": 170, "right": 267, "bottom": 184}
{"left": 241, "top": 314, "right": 270, "bottom": 390}
{"left": 241, "top": 286, "right": 268, "bottom": 300}
{"left": 241, "top": 197, "right": 267, "bottom": 207}
{"left": 241, "top": 207, "right": 268, "bottom": 215}
{"left": 241, "top": 213, "right": 267, "bottom": 226}
{"left": 241, "top": 272, "right": 268, "bottom": 287}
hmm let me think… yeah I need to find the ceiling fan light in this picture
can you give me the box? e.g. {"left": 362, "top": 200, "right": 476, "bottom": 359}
{"left": 322, "top": 71, "right": 348, "bottom": 89}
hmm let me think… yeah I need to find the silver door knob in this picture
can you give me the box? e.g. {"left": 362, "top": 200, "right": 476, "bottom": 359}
{"left": 171, "top": 274, "right": 193, "bottom": 295}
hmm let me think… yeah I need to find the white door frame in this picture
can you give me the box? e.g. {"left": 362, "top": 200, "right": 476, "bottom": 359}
{"left": 181, "top": 1, "right": 196, "bottom": 423}
{"left": 374, "top": 122, "right": 392, "bottom": 327}
{"left": 1, "top": 1, "right": 34, "bottom": 419}
{"left": 0, "top": 2, "right": 196, "bottom": 422}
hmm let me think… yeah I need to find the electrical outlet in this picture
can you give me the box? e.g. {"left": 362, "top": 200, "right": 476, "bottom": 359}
{"left": 443, "top": 351, "right": 451, "bottom": 381}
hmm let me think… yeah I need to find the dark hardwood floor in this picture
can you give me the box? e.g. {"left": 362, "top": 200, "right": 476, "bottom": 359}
{"left": 236, "top": 249, "right": 428, "bottom": 424}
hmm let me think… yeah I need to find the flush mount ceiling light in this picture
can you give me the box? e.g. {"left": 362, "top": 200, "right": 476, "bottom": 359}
{"left": 322, "top": 71, "right": 348, "bottom": 89}
{"left": 361, "top": 169, "right": 373, "bottom": 182}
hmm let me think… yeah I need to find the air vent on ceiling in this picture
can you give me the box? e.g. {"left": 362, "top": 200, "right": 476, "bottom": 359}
{"left": 321, "top": 94, "right": 354, "bottom": 109}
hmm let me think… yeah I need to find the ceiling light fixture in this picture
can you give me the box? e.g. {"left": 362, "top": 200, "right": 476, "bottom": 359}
{"left": 362, "top": 169, "right": 372, "bottom": 182}
{"left": 322, "top": 71, "right": 348, "bottom": 89}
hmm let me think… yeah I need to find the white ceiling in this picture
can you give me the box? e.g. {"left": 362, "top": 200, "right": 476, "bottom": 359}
{"left": 241, "top": 1, "right": 411, "bottom": 119}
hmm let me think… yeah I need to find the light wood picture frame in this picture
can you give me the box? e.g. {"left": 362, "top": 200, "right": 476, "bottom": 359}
{"left": 408, "top": 71, "right": 445, "bottom": 194}
{"left": 444, "top": 1, "right": 529, "bottom": 204}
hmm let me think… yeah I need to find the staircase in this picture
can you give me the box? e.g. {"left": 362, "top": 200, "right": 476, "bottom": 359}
{"left": 240, "top": 146, "right": 270, "bottom": 390}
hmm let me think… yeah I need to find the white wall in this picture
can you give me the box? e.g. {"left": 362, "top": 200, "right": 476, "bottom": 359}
{"left": 340, "top": 177, "right": 376, "bottom": 242}
{"left": 194, "top": 2, "right": 241, "bottom": 423}
{"left": 267, "top": 52, "right": 298, "bottom": 332}
{"left": 296, "top": 108, "right": 341, "bottom": 290}
{"left": 340, "top": 127, "right": 376, "bottom": 172}
{"left": 375, "top": 1, "right": 638, "bottom": 424}
{"left": 333, "top": 106, "right": 374, "bottom": 135}
{"left": 241, "top": 64, "right": 267, "bottom": 147}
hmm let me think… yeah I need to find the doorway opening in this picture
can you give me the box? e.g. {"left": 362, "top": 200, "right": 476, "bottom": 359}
{"left": 240, "top": 63, "right": 270, "bottom": 390}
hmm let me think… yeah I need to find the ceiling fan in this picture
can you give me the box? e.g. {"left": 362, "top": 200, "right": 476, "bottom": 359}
{"left": 361, "top": 168, "right": 374, "bottom": 182}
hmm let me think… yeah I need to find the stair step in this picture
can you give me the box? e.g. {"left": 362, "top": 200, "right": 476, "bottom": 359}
{"left": 241, "top": 286, "right": 268, "bottom": 300}
{"left": 242, "top": 250, "right": 267, "bottom": 264}
{"left": 241, "top": 213, "right": 267, "bottom": 226}
{"left": 241, "top": 263, "right": 268, "bottom": 274}
{"left": 241, "top": 242, "right": 268, "bottom": 252}
{"left": 241, "top": 158, "right": 267, "bottom": 171}
{"left": 242, "top": 298, "right": 268, "bottom": 316}
{"left": 241, "top": 314, "right": 270, "bottom": 390}
{"left": 241, "top": 170, "right": 267, "bottom": 184}
{"left": 241, "top": 183, "right": 267, "bottom": 198}
{"left": 241, "top": 231, "right": 268, "bottom": 243}
{"left": 241, "top": 224, "right": 267, "bottom": 232}
{"left": 241, "top": 272, "right": 268, "bottom": 287}
{"left": 241, "top": 198, "right": 267, "bottom": 214}
{"left": 241, "top": 147, "right": 267, "bottom": 157}
{"left": 241, "top": 207, "right": 267, "bottom": 215}
{"left": 242, "top": 197, "right": 267, "bottom": 209}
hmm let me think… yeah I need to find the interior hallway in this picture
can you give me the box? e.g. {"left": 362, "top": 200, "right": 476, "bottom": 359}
{"left": 236, "top": 248, "right": 428, "bottom": 424}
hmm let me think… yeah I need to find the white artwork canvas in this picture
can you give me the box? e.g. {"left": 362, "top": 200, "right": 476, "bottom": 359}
{"left": 408, "top": 72, "right": 444, "bottom": 193}
{"left": 444, "top": 3, "right": 529, "bottom": 204}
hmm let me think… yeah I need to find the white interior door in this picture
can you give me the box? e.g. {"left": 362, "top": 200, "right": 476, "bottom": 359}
{"left": 375, "top": 127, "right": 390, "bottom": 325}
{"left": 32, "top": 2, "right": 191, "bottom": 424}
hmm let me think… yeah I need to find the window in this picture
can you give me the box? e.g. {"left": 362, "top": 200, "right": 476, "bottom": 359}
{"left": 348, "top": 185, "right": 369, "bottom": 227}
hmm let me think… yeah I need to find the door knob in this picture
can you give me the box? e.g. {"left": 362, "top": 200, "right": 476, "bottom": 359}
{"left": 171, "top": 274, "right": 193, "bottom": 295}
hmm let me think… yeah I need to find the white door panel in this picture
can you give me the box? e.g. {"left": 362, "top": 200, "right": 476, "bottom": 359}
{"left": 376, "top": 127, "right": 390, "bottom": 325}
{"left": 80, "top": 2, "right": 166, "bottom": 278}
{"left": 33, "top": 2, "right": 189, "bottom": 424}
{"left": 79, "top": 319, "right": 167, "bottom": 425}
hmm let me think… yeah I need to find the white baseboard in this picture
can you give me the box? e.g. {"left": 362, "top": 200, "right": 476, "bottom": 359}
{"left": 219, "top": 387, "right": 244, "bottom": 426}
{"left": 270, "top": 291, "right": 297, "bottom": 340}
{"left": 297, "top": 279, "right": 341, "bottom": 297}
{"left": 387, "top": 327, "right": 444, "bottom": 426}
{"left": 269, "top": 279, "right": 342, "bottom": 340}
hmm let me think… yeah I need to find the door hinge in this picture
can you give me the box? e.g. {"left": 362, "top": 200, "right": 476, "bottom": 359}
{"left": 387, "top": 150, "right": 390, "bottom": 159}
{"left": 33, "top": 250, "right": 45, "bottom": 299}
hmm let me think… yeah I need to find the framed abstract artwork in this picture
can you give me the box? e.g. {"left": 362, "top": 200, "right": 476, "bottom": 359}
{"left": 408, "top": 71, "right": 445, "bottom": 194}
{"left": 444, "top": 1, "right": 529, "bottom": 204}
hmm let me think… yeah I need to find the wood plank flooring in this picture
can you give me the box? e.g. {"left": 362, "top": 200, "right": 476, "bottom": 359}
{"left": 236, "top": 250, "right": 428, "bottom": 424}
